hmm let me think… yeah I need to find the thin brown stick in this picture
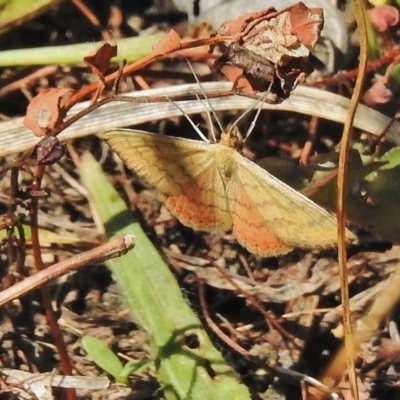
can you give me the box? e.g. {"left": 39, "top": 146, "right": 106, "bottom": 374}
{"left": 197, "top": 280, "right": 250, "bottom": 357}
{"left": 0, "top": 235, "right": 134, "bottom": 307}
{"left": 370, "top": 113, "right": 398, "bottom": 153}
{"left": 313, "top": 46, "right": 400, "bottom": 87}
{"left": 300, "top": 115, "right": 319, "bottom": 166}
{"left": 30, "top": 166, "right": 76, "bottom": 400}
{"left": 0, "top": 66, "right": 58, "bottom": 97}
{"left": 70, "top": 0, "right": 101, "bottom": 28}
{"left": 34, "top": 89, "right": 235, "bottom": 141}
{"left": 64, "top": 35, "right": 232, "bottom": 108}
{"left": 6, "top": 168, "right": 26, "bottom": 275}
{"left": 330, "top": 0, "right": 369, "bottom": 398}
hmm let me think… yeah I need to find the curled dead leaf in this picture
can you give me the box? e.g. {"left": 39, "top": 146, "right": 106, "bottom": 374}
{"left": 218, "top": 8, "right": 276, "bottom": 37}
{"left": 23, "top": 88, "right": 75, "bottom": 137}
{"left": 289, "top": 2, "right": 325, "bottom": 49}
{"left": 152, "top": 29, "right": 181, "bottom": 55}
{"left": 34, "top": 137, "right": 65, "bottom": 165}
{"left": 84, "top": 43, "right": 118, "bottom": 79}
{"left": 212, "top": 2, "right": 323, "bottom": 99}
{"left": 29, "top": 137, "right": 65, "bottom": 166}
{"left": 13, "top": 136, "right": 65, "bottom": 168}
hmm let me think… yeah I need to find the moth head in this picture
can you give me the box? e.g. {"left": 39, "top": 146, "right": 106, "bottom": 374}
{"left": 220, "top": 126, "right": 242, "bottom": 149}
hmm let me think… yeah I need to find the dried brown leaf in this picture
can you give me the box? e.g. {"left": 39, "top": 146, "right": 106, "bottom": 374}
{"left": 289, "top": 2, "right": 325, "bottom": 49}
{"left": 152, "top": 29, "right": 181, "bottom": 55}
{"left": 23, "top": 88, "right": 75, "bottom": 137}
{"left": 213, "top": 2, "right": 323, "bottom": 100}
{"left": 84, "top": 43, "right": 118, "bottom": 79}
{"left": 218, "top": 8, "right": 276, "bottom": 36}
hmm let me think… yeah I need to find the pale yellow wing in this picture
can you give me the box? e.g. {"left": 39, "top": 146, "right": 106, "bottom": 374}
{"left": 225, "top": 180, "right": 294, "bottom": 257}
{"left": 226, "top": 152, "right": 354, "bottom": 255}
{"left": 99, "top": 129, "right": 231, "bottom": 231}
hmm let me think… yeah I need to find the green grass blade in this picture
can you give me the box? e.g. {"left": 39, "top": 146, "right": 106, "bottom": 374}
{"left": 81, "top": 335, "right": 126, "bottom": 384}
{"left": 0, "top": 34, "right": 162, "bottom": 66}
{"left": 79, "top": 151, "right": 251, "bottom": 400}
{"left": 0, "top": 0, "right": 62, "bottom": 36}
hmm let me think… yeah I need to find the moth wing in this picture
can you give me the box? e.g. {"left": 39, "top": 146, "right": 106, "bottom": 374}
{"left": 225, "top": 156, "right": 293, "bottom": 256}
{"left": 99, "top": 129, "right": 231, "bottom": 231}
{"left": 227, "top": 153, "right": 353, "bottom": 252}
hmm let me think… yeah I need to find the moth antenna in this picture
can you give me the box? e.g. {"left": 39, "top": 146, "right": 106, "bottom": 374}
{"left": 243, "top": 95, "right": 266, "bottom": 142}
{"left": 165, "top": 96, "right": 210, "bottom": 143}
{"left": 186, "top": 60, "right": 223, "bottom": 140}
{"left": 194, "top": 92, "right": 217, "bottom": 142}
{"left": 228, "top": 96, "right": 264, "bottom": 142}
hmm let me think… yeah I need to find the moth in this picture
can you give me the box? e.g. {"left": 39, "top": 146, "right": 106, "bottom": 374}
{"left": 99, "top": 120, "right": 353, "bottom": 257}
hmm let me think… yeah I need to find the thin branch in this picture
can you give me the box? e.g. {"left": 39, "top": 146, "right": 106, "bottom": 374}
{"left": 0, "top": 235, "right": 134, "bottom": 307}
{"left": 332, "top": 0, "right": 369, "bottom": 398}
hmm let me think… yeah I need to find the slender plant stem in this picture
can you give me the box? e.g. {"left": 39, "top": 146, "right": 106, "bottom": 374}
{"left": 336, "top": 0, "right": 369, "bottom": 398}
{"left": 0, "top": 235, "right": 134, "bottom": 306}
{"left": 31, "top": 166, "right": 75, "bottom": 400}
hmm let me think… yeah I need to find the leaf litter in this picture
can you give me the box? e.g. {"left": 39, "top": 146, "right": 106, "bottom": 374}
{"left": 1, "top": 1, "right": 400, "bottom": 399}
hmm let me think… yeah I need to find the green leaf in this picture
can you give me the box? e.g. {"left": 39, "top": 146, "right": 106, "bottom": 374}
{"left": 0, "top": 0, "right": 62, "bottom": 36}
{"left": 81, "top": 335, "right": 126, "bottom": 384}
{"left": 79, "top": 151, "right": 251, "bottom": 400}
{"left": 0, "top": 34, "right": 163, "bottom": 67}
{"left": 119, "top": 359, "right": 150, "bottom": 381}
